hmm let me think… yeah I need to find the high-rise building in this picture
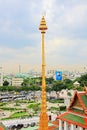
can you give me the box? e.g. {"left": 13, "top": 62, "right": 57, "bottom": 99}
{"left": 0, "top": 67, "right": 3, "bottom": 86}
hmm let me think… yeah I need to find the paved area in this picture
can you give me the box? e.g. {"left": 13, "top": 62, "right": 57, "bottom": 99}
{"left": 21, "top": 123, "right": 54, "bottom": 130}
{"left": 2, "top": 114, "right": 57, "bottom": 127}
{"left": 2, "top": 117, "right": 39, "bottom": 127}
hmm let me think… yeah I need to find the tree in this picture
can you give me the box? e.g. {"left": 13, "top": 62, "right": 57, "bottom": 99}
{"left": 29, "top": 85, "right": 41, "bottom": 101}
{"left": 21, "top": 78, "right": 30, "bottom": 86}
{"left": 63, "top": 79, "right": 72, "bottom": 84}
{"left": 20, "top": 86, "right": 30, "bottom": 91}
{"left": 76, "top": 86, "right": 83, "bottom": 91}
{"left": 33, "top": 77, "right": 42, "bottom": 86}
{"left": 3, "top": 80, "right": 9, "bottom": 86}
{"left": 46, "top": 77, "right": 54, "bottom": 84}
{"left": 74, "top": 74, "right": 87, "bottom": 87}
{"left": 46, "top": 86, "right": 52, "bottom": 92}
{"left": 52, "top": 81, "right": 67, "bottom": 92}
{"left": 63, "top": 79, "right": 73, "bottom": 90}
{"left": 29, "top": 85, "right": 41, "bottom": 91}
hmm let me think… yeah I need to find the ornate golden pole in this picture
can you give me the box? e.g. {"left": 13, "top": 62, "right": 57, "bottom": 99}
{"left": 39, "top": 16, "right": 48, "bottom": 130}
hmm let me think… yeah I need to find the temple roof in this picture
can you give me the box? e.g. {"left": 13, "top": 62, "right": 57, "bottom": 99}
{"left": 68, "top": 90, "right": 87, "bottom": 115}
{"left": 58, "top": 87, "right": 87, "bottom": 128}
{"left": 58, "top": 112, "right": 87, "bottom": 128}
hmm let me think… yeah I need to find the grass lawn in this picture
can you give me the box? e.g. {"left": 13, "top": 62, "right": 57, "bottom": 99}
{"left": 11, "top": 111, "right": 28, "bottom": 118}
{"left": 0, "top": 107, "right": 22, "bottom": 111}
{"left": 48, "top": 99, "right": 64, "bottom": 103}
{"left": 1, "top": 111, "right": 29, "bottom": 120}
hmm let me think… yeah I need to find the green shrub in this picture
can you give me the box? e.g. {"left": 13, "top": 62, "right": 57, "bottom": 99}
{"left": 50, "top": 107, "right": 59, "bottom": 111}
{"left": 0, "top": 102, "right": 7, "bottom": 106}
{"left": 59, "top": 106, "right": 66, "bottom": 111}
{"left": 28, "top": 103, "right": 40, "bottom": 111}
{"left": 0, "top": 107, "right": 22, "bottom": 111}
{"left": 48, "top": 99, "right": 64, "bottom": 103}
{"left": 67, "top": 92, "right": 72, "bottom": 96}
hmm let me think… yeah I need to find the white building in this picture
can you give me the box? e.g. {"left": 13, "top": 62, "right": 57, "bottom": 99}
{"left": 12, "top": 78, "right": 23, "bottom": 86}
{"left": 73, "top": 81, "right": 80, "bottom": 88}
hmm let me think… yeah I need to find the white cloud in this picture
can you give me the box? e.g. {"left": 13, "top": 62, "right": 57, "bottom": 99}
{"left": 0, "top": 0, "right": 87, "bottom": 72}
{"left": 0, "top": 37, "right": 87, "bottom": 73}
{"left": 0, "top": 42, "right": 41, "bottom": 63}
{"left": 63, "top": 4, "right": 87, "bottom": 28}
{"left": 47, "top": 1, "right": 87, "bottom": 39}
{"left": 45, "top": 38, "right": 87, "bottom": 65}
{"left": 42, "top": 0, "right": 56, "bottom": 21}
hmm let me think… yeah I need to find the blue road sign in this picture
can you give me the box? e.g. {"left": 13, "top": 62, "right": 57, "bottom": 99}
{"left": 56, "top": 71, "right": 62, "bottom": 80}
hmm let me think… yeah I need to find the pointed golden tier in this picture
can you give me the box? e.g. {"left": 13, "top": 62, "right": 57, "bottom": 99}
{"left": 39, "top": 16, "right": 48, "bottom": 33}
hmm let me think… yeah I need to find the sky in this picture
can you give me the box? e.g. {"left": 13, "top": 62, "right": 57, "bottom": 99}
{"left": 0, "top": 0, "right": 87, "bottom": 73}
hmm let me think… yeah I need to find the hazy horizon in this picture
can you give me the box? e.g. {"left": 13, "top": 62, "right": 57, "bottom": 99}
{"left": 1, "top": 63, "right": 87, "bottom": 74}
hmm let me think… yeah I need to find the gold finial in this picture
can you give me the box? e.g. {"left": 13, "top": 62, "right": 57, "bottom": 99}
{"left": 39, "top": 16, "right": 48, "bottom": 33}
{"left": 83, "top": 84, "right": 87, "bottom": 92}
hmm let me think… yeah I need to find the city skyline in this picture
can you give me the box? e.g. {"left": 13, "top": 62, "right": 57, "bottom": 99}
{"left": 0, "top": 0, "right": 87, "bottom": 73}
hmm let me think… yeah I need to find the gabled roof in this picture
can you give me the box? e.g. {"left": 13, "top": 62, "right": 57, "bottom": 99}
{"left": 58, "top": 87, "right": 87, "bottom": 128}
{"left": 67, "top": 90, "right": 87, "bottom": 115}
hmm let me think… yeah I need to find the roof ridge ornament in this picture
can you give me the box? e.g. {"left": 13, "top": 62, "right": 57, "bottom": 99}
{"left": 83, "top": 84, "right": 87, "bottom": 92}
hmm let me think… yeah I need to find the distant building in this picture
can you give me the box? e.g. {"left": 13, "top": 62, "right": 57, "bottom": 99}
{"left": 73, "top": 81, "right": 80, "bottom": 88}
{"left": 46, "top": 69, "right": 56, "bottom": 78}
{"left": 58, "top": 87, "right": 87, "bottom": 130}
{"left": 0, "top": 67, "right": 3, "bottom": 86}
{"left": 62, "top": 74, "right": 67, "bottom": 80}
{"left": 12, "top": 78, "right": 23, "bottom": 86}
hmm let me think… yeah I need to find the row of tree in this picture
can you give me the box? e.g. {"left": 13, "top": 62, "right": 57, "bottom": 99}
{"left": 1, "top": 74, "right": 87, "bottom": 92}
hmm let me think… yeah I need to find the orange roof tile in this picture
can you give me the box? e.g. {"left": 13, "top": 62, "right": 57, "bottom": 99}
{"left": 48, "top": 125, "right": 58, "bottom": 130}
{"left": 52, "top": 120, "right": 59, "bottom": 126}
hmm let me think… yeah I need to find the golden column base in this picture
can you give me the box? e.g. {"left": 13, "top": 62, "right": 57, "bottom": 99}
{"left": 39, "top": 112, "right": 48, "bottom": 130}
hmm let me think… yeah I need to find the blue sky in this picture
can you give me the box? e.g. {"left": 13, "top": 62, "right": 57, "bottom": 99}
{"left": 0, "top": 0, "right": 87, "bottom": 73}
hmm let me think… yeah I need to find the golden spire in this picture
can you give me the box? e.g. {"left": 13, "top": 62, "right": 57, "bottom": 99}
{"left": 39, "top": 16, "right": 48, "bottom": 130}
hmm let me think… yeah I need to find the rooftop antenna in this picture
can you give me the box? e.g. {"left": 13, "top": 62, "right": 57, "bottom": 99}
{"left": 19, "top": 65, "right": 21, "bottom": 73}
